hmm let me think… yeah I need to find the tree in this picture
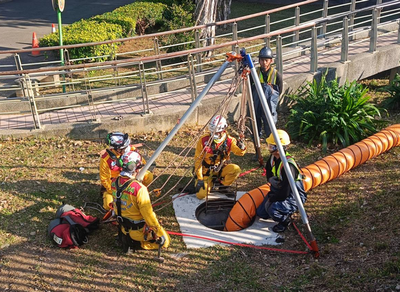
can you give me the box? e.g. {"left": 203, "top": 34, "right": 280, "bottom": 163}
{"left": 195, "top": 0, "right": 232, "bottom": 55}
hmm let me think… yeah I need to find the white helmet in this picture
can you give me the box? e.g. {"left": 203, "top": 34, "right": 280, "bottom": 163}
{"left": 120, "top": 151, "right": 142, "bottom": 173}
{"left": 209, "top": 115, "right": 227, "bottom": 133}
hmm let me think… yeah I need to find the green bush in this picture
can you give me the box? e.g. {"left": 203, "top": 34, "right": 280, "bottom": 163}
{"left": 160, "top": 1, "right": 196, "bottom": 53}
{"left": 39, "top": 20, "right": 123, "bottom": 62}
{"left": 286, "top": 72, "right": 386, "bottom": 153}
{"left": 383, "top": 73, "right": 400, "bottom": 109}
{"left": 95, "top": 2, "right": 167, "bottom": 36}
{"left": 91, "top": 11, "right": 137, "bottom": 37}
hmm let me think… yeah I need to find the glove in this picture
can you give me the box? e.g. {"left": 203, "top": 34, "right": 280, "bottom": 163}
{"left": 156, "top": 235, "right": 165, "bottom": 247}
{"left": 195, "top": 180, "right": 205, "bottom": 192}
{"left": 268, "top": 176, "right": 281, "bottom": 189}
{"left": 237, "top": 139, "right": 246, "bottom": 150}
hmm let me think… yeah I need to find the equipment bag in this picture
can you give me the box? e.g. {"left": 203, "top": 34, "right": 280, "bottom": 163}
{"left": 48, "top": 204, "right": 99, "bottom": 248}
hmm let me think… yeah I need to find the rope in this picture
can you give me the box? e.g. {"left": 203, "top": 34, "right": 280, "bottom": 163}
{"left": 167, "top": 231, "right": 310, "bottom": 255}
{"left": 238, "top": 166, "right": 262, "bottom": 178}
{"left": 292, "top": 221, "right": 313, "bottom": 251}
{"left": 151, "top": 65, "right": 245, "bottom": 205}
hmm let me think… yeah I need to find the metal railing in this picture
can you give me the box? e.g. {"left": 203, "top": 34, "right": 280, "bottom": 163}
{"left": 0, "top": 0, "right": 399, "bottom": 130}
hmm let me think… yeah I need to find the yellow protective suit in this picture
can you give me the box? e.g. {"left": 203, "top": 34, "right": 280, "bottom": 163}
{"left": 111, "top": 176, "right": 170, "bottom": 250}
{"left": 100, "top": 146, "right": 153, "bottom": 210}
{"left": 194, "top": 132, "right": 246, "bottom": 199}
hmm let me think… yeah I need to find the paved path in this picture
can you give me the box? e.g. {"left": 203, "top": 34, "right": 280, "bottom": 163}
{"left": 0, "top": 31, "right": 398, "bottom": 133}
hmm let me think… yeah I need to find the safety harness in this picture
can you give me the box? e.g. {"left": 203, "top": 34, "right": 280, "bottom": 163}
{"left": 114, "top": 178, "right": 145, "bottom": 231}
{"left": 201, "top": 135, "right": 232, "bottom": 176}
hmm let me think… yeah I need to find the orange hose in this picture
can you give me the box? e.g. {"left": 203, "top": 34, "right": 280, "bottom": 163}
{"left": 225, "top": 124, "right": 400, "bottom": 231}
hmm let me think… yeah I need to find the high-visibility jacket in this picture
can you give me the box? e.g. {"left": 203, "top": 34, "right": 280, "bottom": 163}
{"left": 266, "top": 151, "right": 307, "bottom": 203}
{"left": 194, "top": 133, "right": 246, "bottom": 180}
{"left": 269, "top": 152, "right": 303, "bottom": 181}
{"left": 111, "top": 176, "right": 163, "bottom": 237}
{"left": 256, "top": 67, "right": 283, "bottom": 94}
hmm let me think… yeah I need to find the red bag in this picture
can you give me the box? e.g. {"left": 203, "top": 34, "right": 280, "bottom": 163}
{"left": 48, "top": 204, "right": 99, "bottom": 248}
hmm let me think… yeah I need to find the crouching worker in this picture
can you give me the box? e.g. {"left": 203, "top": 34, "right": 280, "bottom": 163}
{"left": 100, "top": 132, "right": 153, "bottom": 211}
{"left": 256, "top": 130, "right": 307, "bottom": 233}
{"left": 111, "top": 150, "right": 170, "bottom": 253}
{"left": 194, "top": 115, "right": 246, "bottom": 200}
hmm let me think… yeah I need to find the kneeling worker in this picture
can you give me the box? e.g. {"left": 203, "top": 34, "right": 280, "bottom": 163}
{"left": 194, "top": 115, "right": 247, "bottom": 199}
{"left": 100, "top": 132, "right": 153, "bottom": 211}
{"left": 111, "top": 150, "right": 170, "bottom": 253}
{"left": 256, "top": 130, "right": 307, "bottom": 232}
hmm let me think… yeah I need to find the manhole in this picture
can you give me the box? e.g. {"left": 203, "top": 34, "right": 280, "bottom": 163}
{"left": 195, "top": 199, "right": 236, "bottom": 231}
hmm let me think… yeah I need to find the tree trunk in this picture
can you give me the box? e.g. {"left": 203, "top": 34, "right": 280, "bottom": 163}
{"left": 195, "top": 0, "right": 232, "bottom": 57}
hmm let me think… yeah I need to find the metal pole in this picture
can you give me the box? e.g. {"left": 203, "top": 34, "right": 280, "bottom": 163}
{"left": 195, "top": 30, "right": 202, "bottom": 73}
{"left": 320, "top": 0, "right": 328, "bottom": 37}
{"left": 293, "top": 7, "right": 300, "bottom": 45}
{"left": 369, "top": 9, "right": 378, "bottom": 53}
{"left": 139, "top": 62, "right": 150, "bottom": 114}
{"left": 310, "top": 26, "right": 318, "bottom": 73}
{"left": 276, "top": 36, "right": 283, "bottom": 75}
{"left": 264, "top": 14, "right": 270, "bottom": 48}
{"left": 398, "top": 20, "right": 400, "bottom": 44}
{"left": 137, "top": 60, "right": 231, "bottom": 181}
{"left": 349, "top": 0, "right": 356, "bottom": 41}
{"left": 376, "top": 0, "right": 382, "bottom": 25}
{"left": 153, "top": 37, "right": 163, "bottom": 80}
{"left": 57, "top": 8, "right": 66, "bottom": 93}
{"left": 341, "top": 17, "right": 349, "bottom": 62}
{"left": 25, "top": 75, "right": 42, "bottom": 129}
{"left": 245, "top": 73, "right": 263, "bottom": 165}
{"left": 243, "top": 51, "right": 317, "bottom": 250}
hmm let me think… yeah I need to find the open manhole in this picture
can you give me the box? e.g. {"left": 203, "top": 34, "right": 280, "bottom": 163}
{"left": 195, "top": 199, "right": 236, "bottom": 231}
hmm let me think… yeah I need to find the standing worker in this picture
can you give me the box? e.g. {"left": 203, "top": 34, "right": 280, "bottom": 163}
{"left": 250, "top": 46, "right": 283, "bottom": 160}
{"left": 112, "top": 150, "right": 170, "bottom": 253}
{"left": 194, "top": 115, "right": 247, "bottom": 199}
{"left": 256, "top": 130, "right": 307, "bottom": 233}
{"left": 99, "top": 132, "right": 153, "bottom": 211}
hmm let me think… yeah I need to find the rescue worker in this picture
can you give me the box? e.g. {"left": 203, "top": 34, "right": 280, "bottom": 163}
{"left": 111, "top": 150, "right": 170, "bottom": 253}
{"left": 99, "top": 132, "right": 153, "bottom": 211}
{"left": 256, "top": 130, "right": 307, "bottom": 233}
{"left": 194, "top": 115, "right": 247, "bottom": 200}
{"left": 250, "top": 46, "right": 283, "bottom": 160}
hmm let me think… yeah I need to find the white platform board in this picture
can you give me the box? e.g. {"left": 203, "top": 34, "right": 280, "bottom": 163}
{"left": 172, "top": 191, "right": 282, "bottom": 249}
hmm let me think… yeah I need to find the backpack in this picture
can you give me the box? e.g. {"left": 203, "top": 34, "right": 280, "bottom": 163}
{"left": 48, "top": 204, "right": 100, "bottom": 248}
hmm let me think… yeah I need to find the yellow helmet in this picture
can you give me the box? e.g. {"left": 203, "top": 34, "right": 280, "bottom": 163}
{"left": 266, "top": 130, "right": 291, "bottom": 146}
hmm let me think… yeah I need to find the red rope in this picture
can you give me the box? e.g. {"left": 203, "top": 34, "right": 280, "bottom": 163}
{"left": 292, "top": 221, "right": 313, "bottom": 251}
{"left": 167, "top": 230, "right": 309, "bottom": 255}
{"left": 238, "top": 166, "right": 262, "bottom": 177}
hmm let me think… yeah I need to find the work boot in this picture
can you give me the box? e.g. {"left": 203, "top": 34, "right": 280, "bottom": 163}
{"left": 272, "top": 217, "right": 292, "bottom": 233}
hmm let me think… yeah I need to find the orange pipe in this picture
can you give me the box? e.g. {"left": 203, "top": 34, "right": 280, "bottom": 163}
{"left": 225, "top": 124, "right": 400, "bottom": 231}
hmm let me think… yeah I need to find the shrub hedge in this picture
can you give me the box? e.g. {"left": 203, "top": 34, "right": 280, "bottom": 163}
{"left": 39, "top": 1, "right": 174, "bottom": 61}
{"left": 39, "top": 20, "right": 123, "bottom": 62}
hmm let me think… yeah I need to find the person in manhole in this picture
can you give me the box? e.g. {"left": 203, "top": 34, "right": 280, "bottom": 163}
{"left": 99, "top": 132, "right": 153, "bottom": 211}
{"left": 111, "top": 150, "right": 170, "bottom": 253}
{"left": 193, "top": 115, "right": 247, "bottom": 199}
{"left": 256, "top": 130, "right": 307, "bottom": 233}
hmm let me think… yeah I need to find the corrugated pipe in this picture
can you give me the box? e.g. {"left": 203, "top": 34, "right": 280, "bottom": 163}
{"left": 224, "top": 124, "right": 400, "bottom": 231}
